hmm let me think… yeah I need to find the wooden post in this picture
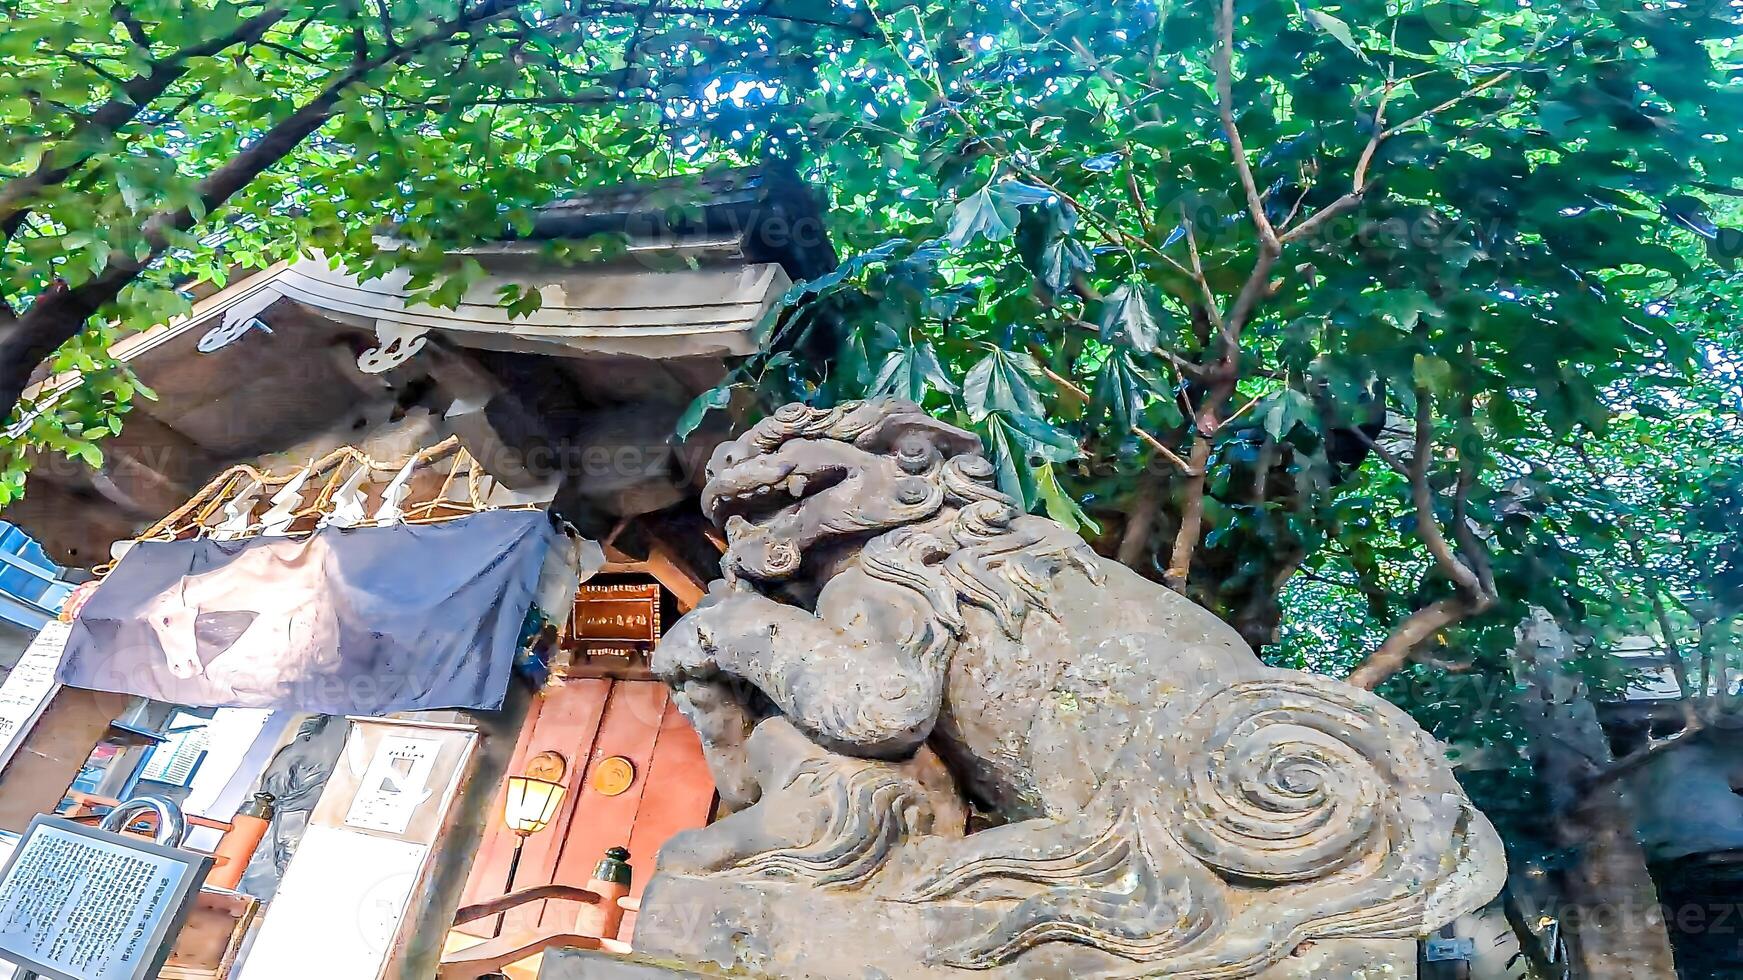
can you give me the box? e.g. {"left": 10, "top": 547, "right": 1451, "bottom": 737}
{"left": 575, "top": 847, "right": 632, "bottom": 942}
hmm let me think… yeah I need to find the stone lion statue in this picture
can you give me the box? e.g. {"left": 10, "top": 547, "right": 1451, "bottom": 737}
{"left": 642, "top": 398, "right": 1503, "bottom": 979}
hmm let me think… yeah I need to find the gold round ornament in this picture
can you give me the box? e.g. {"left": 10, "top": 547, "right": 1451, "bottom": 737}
{"left": 592, "top": 756, "right": 636, "bottom": 797}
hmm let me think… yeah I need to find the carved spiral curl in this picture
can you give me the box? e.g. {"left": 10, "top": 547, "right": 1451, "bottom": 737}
{"left": 743, "top": 400, "right": 879, "bottom": 452}
{"left": 1169, "top": 679, "right": 1416, "bottom": 884}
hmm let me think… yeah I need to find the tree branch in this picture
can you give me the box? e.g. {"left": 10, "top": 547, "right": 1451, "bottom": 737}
{"left": 1278, "top": 70, "right": 1412, "bottom": 248}
{"left": 66, "top": 50, "right": 132, "bottom": 89}
{"left": 1409, "top": 386, "right": 1487, "bottom": 599}
{"left": 1344, "top": 387, "right": 1496, "bottom": 690}
{"left": 583, "top": 1, "right": 877, "bottom": 36}
{"left": 1346, "top": 594, "right": 1480, "bottom": 689}
{"left": 1131, "top": 426, "right": 1198, "bottom": 476}
{"left": 0, "top": 7, "right": 290, "bottom": 243}
{"left": 257, "top": 40, "right": 324, "bottom": 65}
{"left": 1278, "top": 71, "right": 1515, "bottom": 250}
{"left": 380, "top": 93, "right": 628, "bottom": 112}
{"left": 112, "top": 2, "right": 154, "bottom": 52}
{"left": 1585, "top": 720, "right": 1706, "bottom": 791}
{"left": 0, "top": 0, "right": 513, "bottom": 426}
{"left": 1215, "top": 0, "right": 1278, "bottom": 251}
{"left": 370, "top": 0, "right": 399, "bottom": 51}
{"left": 1164, "top": 432, "right": 1215, "bottom": 592}
{"left": 1180, "top": 206, "right": 1224, "bottom": 335}
{"left": 1349, "top": 421, "right": 1408, "bottom": 476}
{"left": 1380, "top": 70, "right": 1514, "bottom": 140}
{"left": 1448, "top": 384, "right": 1496, "bottom": 597}
{"left": 1222, "top": 243, "right": 1279, "bottom": 342}
{"left": 1116, "top": 468, "right": 1167, "bottom": 568}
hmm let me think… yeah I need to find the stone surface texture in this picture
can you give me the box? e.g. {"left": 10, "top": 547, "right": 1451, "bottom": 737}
{"left": 541, "top": 940, "right": 1417, "bottom": 980}
{"left": 639, "top": 398, "right": 1503, "bottom": 979}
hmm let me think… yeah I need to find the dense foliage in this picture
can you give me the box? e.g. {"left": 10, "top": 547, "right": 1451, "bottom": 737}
{"left": 6, "top": 0, "right": 1743, "bottom": 870}
{"left": 683, "top": 0, "right": 1743, "bottom": 697}
{"left": 0, "top": 0, "right": 869, "bottom": 497}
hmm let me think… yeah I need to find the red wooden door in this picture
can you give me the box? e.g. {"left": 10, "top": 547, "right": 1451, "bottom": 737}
{"left": 456, "top": 678, "right": 716, "bottom": 938}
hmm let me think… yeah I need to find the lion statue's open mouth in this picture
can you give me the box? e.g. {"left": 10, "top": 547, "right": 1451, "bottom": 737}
{"left": 700, "top": 400, "right": 982, "bottom": 584}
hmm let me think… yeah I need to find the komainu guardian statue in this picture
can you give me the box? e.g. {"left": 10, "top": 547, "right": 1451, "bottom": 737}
{"left": 638, "top": 398, "right": 1503, "bottom": 979}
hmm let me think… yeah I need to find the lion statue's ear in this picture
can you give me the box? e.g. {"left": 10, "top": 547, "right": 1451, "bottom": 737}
{"left": 853, "top": 401, "right": 982, "bottom": 459}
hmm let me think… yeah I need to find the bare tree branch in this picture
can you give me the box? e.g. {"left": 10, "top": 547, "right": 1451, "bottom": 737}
{"left": 1586, "top": 719, "right": 1706, "bottom": 791}
{"left": 1347, "top": 594, "right": 1480, "bottom": 689}
{"left": 1215, "top": 0, "right": 1278, "bottom": 252}
{"left": 1380, "top": 70, "right": 1513, "bottom": 140}
{"left": 1117, "top": 468, "right": 1167, "bottom": 568}
{"left": 1409, "top": 386, "right": 1488, "bottom": 598}
{"left": 1344, "top": 386, "right": 1497, "bottom": 689}
{"left": 1448, "top": 385, "right": 1497, "bottom": 597}
{"left": 1131, "top": 426, "right": 1198, "bottom": 476}
{"left": 1180, "top": 206, "right": 1224, "bottom": 335}
{"left": 1165, "top": 432, "right": 1215, "bottom": 592}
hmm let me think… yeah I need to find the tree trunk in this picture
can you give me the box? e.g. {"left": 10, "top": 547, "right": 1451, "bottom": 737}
{"left": 1514, "top": 610, "right": 1680, "bottom": 980}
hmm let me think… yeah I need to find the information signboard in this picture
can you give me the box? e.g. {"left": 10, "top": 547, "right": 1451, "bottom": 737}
{"left": 237, "top": 719, "right": 477, "bottom": 980}
{"left": 0, "top": 621, "right": 71, "bottom": 774}
{"left": 0, "top": 816, "right": 210, "bottom": 980}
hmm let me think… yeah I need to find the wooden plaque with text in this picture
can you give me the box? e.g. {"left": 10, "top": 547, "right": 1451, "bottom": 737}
{"left": 564, "top": 582, "right": 662, "bottom": 659}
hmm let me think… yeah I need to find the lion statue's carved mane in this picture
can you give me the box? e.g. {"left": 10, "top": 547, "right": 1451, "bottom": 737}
{"left": 649, "top": 398, "right": 1502, "bottom": 978}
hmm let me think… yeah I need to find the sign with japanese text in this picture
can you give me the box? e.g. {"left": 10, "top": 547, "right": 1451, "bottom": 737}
{"left": 565, "top": 582, "right": 662, "bottom": 658}
{"left": 0, "top": 816, "right": 210, "bottom": 980}
{"left": 0, "top": 621, "right": 70, "bottom": 774}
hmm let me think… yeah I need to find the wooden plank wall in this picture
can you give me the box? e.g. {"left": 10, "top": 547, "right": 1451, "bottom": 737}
{"left": 453, "top": 677, "right": 716, "bottom": 941}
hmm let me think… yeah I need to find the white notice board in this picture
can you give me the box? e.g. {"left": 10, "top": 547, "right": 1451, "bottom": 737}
{"left": 0, "top": 832, "right": 15, "bottom": 980}
{"left": 0, "top": 621, "right": 71, "bottom": 773}
{"left": 236, "top": 719, "right": 476, "bottom": 980}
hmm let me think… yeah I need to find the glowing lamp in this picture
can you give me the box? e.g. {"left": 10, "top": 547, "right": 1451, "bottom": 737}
{"left": 500, "top": 770, "right": 567, "bottom": 898}
{"left": 503, "top": 776, "right": 566, "bottom": 838}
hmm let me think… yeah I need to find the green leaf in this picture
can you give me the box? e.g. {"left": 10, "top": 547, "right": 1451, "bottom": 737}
{"left": 963, "top": 348, "right": 1048, "bottom": 421}
{"left": 787, "top": 238, "right": 908, "bottom": 302}
{"left": 983, "top": 413, "right": 1033, "bottom": 507}
{"left": 872, "top": 340, "right": 959, "bottom": 402}
{"left": 1097, "top": 285, "right": 1164, "bottom": 353}
{"left": 1260, "top": 388, "right": 1317, "bottom": 440}
{"left": 1001, "top": 410, "right": 1081, "bottom": 464}
{"left": 1303, "top": 8, "right": 1367, "bottom": 60}
{"left": 1091, "top": 350, "right": 1172, "bottom": 431}
{"left": 1413, "top": 354, "right": 1456, "bottom": 395}
{"left": 983, "top": 412, "right": 1083, "bottom": 511}
{"left": 676, "top": 384, "right": 736, "bottom": 439}
{"left": 1038, "top": 237, "right": 1094, "bottom": 293}
{"left": 946, "top": 185, "right": 1018, "bottom": 249}
{"left": 1034, "top": 461, "right": 1099, "bottom": 536}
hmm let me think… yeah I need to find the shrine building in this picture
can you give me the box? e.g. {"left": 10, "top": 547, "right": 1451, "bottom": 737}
{"left": 0, "top": 165, "right": 832, "bottom": 980}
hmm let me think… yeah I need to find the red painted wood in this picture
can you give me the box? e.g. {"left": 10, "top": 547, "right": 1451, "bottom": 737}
{"left": 539, "top": 680, "right": 670, "bottom": 929}
{"left": 455, "top": 693, "right": 550, "bottom": 937}
{"left": 626, "top": 698, "right": 716, "bottom": 895}
{"left": 617, "top": 697, "right": 717, "bottom": 939}
{"left": 504, "top": 678, "right": 613, "bottom": 933}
